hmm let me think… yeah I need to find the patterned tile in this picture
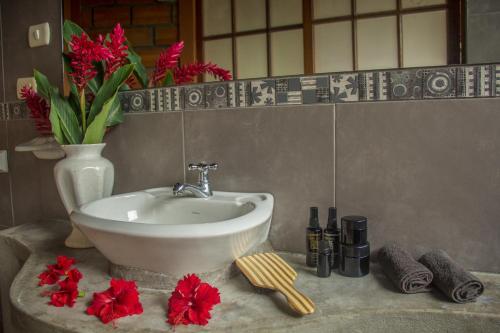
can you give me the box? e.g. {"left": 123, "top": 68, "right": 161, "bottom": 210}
{"left": 205, "top": 83, "right": 228, "bottom": 109}
{"left": 457, "top": 66, "right": 476, "bottom": 98}
{"left": 330, "top": 73, "right": 359, "bottom": 102}
{"left": 171, "top": 87, "right": 183, "bottom": 111}
{"left": 476, "top": 65, "right": 493, "bottom": 97}
{"left": 494, "top": 65, "right": 500, "bottom": 97}
{"left": 276, "top": 78, "right": 302, "bottom": 105}
{"left": 119, "top": 90, "right": 150, "bottom": 113}
{"left": 250, "top": 80, "right": 276, "bottom": 106}
{"left": 359, "top": 72, "right": 389, "bottom": 101}
{"left": 423, "top": 68, "right": 456, "bottom": 99}
{"left": 300, "top": 76, "right": 330, "bottom": 104}
{"left": 228, "top": 82, "right": 237, "bottom": 107}
{"left": 148, "top": 88, "right": 172, "bottom": 112}
{"left": 236, "top": 81, "right": 249, "bottom": 107}
{"left": 388, "top": 69, "right": 423, "bottom": 100}
{"left": 184, "top": 85, "right": 205, "bottom": 110}
{"left": 0, "top": 104, "right": 7, "bottom": 120}
{"left": 8, "top": 101, "right": 29, "bottom": 119}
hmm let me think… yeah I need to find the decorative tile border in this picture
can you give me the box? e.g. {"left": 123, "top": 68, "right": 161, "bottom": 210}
{"left": 2, "top": 64, "right": 500, "bottom": 120}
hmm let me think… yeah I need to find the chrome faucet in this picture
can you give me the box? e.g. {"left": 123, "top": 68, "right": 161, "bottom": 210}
{"left": 173, "top": 162, "right": 218, "bottom": 198}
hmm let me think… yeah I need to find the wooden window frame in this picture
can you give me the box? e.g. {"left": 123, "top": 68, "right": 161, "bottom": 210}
{"left": 184, "top": 0, "right": 464, "bottom": 80}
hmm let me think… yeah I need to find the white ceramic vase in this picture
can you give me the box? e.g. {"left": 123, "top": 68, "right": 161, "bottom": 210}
{"left": 54, "top": 143, "right": 114, "bottom": 248}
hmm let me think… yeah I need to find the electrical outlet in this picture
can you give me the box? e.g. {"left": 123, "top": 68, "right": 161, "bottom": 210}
{"left": 0, "top": 150, "right": 8, "bottom": 173}
{"left": 17, "top": 77, "right": 37, "bottom": 99}
{"left": 28, "top": 22, "right": 50, "bottom": 48}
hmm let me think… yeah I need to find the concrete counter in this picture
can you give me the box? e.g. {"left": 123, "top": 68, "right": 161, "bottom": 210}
{"left": 1, "top": 221, "right": 500, "bottom": 333}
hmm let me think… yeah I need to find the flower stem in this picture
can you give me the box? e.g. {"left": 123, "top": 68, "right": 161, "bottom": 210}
{"left": 79, "top": 89, "right": 86, "bottom": 133}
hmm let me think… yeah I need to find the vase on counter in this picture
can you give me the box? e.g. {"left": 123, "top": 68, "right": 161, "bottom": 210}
{"left": 54, "top": 143, "right": 114, "bottom": 248}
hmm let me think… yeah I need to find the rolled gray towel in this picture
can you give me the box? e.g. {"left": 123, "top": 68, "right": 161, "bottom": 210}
{"left": 378, "top": 244, "right": 433, "bottom": 293}
{"left": 419, "top": 249, "right": 484, "bottom": 303}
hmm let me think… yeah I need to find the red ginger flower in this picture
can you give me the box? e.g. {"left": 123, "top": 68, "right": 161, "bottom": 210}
{"left": 20, "top": 85, "right": 51, "bottom": 136}
{"left": 48, "top": 269, "right": 83, "bottom": 307}
{"left": 87, "top": 278, "right": 143, "bottom": 324}
{"left": 167, "top": 274, "right": 221, "bottom": 327}
{"left": 173, "top": 62, "right": 232, "bottom": 85}
{"left": 38, "top": 255, "right": 76, "bottom": 286}
{"left": 101, "top": 23, "right": 128, "bottom": 78}
{"left": 68, "top": 33, "right": 113, "bottom": 91}
{"left": 150, "top": 41, "right": 184, "bottom": 86}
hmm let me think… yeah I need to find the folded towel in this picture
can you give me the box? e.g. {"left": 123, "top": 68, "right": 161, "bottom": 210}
{"left": 378, "top": 244, "right": 433, "bottom": 293}
{"left": 419, "top": 249, "right": 484, "bottom": 303}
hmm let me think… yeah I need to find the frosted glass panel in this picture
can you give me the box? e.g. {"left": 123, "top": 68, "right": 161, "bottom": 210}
{"left": 236, "top": 34, "right": 267, "bottom": 79}
{"left": 356, "top": 0, "right": 395, "bottom": 14}
{"left": 402, "top": 10, "right": 447, "bottom": 67}
{"left": 203, "top": 0, "right": 231, "bottom": 36}
{"left": 314, "top": 21, "right": 353, "bottom": 72}
{"left": 402, "top": 0, "right": 446, "bottom": 9}
{"left": 313, "top": 0, "right": 351, "bottom": 19}
{"left": 357, "top": 16, "right": 398, "bottom": 70}
{"left": 270, "top": 0, "right": 302, "bottom": 27}
{"left": 203, "top": 38, "right": 233, "bottom": 82}
{"left": 271, "top": 29, "right": 304, "bottom": 76}
{"left": 235, "top": 0, "right": 266, "bottom": 32}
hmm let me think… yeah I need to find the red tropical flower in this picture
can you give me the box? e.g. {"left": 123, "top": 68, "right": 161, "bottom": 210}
{"left": 167, "top": 274, "right": 221, "bottom": 327}
{"left": 150, "top": 41, "right": 184, "bottom": 86}
{"left": 173, "top": 62, "right": 232, "bottom": 85}
{"left": 38, "top": 255, "right": 76, "bottom": 286}
{"left": 20, "top": 86, "right": 52, "bottom": 136}
{"left": 86, "top": 278, "right": 143, "bottom": 324}
{"left": 48, "top": 269, "right": 83, "bottom": 307}
{"left": 102, "top": 23, "right": 128, "bottom": 78}
{"left": 68, "top": 33, "right": 113, "bottom": 91}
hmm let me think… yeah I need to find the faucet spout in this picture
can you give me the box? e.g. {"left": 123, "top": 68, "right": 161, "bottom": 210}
{"left": 173, "top": 162, "right": 218, "bottom": 198}
{"left": 173, "top": 182, "right": 211, "bottom": 198}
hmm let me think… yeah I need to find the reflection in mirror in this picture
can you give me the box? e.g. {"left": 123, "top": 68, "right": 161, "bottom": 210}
{"left": 63, "top": 0, "right": 499, "bottom": 85}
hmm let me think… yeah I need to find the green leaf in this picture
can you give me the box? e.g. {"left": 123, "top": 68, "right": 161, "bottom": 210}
{"left": 49, "top": 107, "right": 65, "bottom": 145}
{"left": 105, "top": 95, "right": 124, "bottom": 127}
{"left": 162, "top": 71, "right": 174, "bottom": 86}
{"left": 63, "top": 20, "right": 86, "bottom": 47}
{"left": 87, "top": 64, "right": 134, "bottom": 124}
{"left": 83, "top": 94, "right": 117, "bottom": 144}
{"left": 34, "top": 70, "right": 58, "bottom": 100}
{"left": 50, "top": 93, "right": 83, "bottom": 144}
{"left": 125, "top": 41, "right": 148, "bottom": 88}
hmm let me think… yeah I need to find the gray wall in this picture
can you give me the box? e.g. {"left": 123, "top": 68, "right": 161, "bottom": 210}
{"left": 466, "top": 0, "right": 500, "bottom": 63}
{"left": 2, "top": 98, "right": 500, "bottom": 272}
{"left": 0, "top": 0, "right": 63, "bottom": 102}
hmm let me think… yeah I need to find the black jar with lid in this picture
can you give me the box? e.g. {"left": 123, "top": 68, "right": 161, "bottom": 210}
{"left": 339, "top": 215, "right": 370, "bottom": 277}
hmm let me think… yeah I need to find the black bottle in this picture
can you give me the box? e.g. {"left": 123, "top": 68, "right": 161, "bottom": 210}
{"left": 339, "top": 215, "right": 370, "bottom": 277}
{"left": 323, "top": 207, "right": 340, "bottom": 269}
{"left": 317, "top": 240, "right": 331, "bottom": 278}
{"left": 306, "top": 207, "right": 322, "bottom": 267}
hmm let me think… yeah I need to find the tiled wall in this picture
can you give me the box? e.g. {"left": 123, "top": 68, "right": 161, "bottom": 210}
{"left": 70, "top": 0, "right": 178, "bottom": 69}
{"left": 2, "top": 97, "right": 500, "bottom": 273}
{"left": 467, "top": 0, "right": 500, "bottom": 63}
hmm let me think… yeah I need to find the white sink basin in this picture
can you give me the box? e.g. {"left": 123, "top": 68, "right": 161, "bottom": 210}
{"left": 71, "top": 187, "right": 274, "bottom": 276}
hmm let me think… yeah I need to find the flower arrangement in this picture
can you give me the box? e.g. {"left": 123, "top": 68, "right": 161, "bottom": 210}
{"left": 31, "top": 21, "right": 135, "bottom": 145}
{"left": 38, "top": 255, "right": 221, "bottom": 328}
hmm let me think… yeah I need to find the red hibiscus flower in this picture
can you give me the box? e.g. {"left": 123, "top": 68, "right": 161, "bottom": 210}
{"left": 86, "top": 278, "right": 143, "bottom": 324}
{"left": 38, "top": 255, "right": 76, "bottom": 286}
{"left": 68, "top": 33, "right": 113, "bottom": 91}
{"left": 20, "top": 85, "right": 52, "bottom": 136}
{"left": 167, "top": 274, "right": 221, "bottom": 327}
{"left": 150, "top": 41, "right": 184, "bottom": 86}
{"left": 173, "top": 62, "right": 232, "bottom": 85}
{"left": 48, "top": 269, "right": 83, "bottom": 307}
{"left": 101, "top": 23, "right": 128, "bottom": 78}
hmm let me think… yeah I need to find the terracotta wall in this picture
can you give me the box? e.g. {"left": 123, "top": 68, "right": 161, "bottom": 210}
{"left": 69, "top": 0, "right": 179, "bottom": 69}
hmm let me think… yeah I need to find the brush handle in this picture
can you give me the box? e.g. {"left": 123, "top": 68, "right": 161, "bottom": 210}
{"left": 277, "top": 283, "right": 315, "bottom": 315}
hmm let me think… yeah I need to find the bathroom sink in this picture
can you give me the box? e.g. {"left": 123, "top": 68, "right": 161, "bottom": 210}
{"left": 71, "top": 187, "right": 274, "bottom": 276}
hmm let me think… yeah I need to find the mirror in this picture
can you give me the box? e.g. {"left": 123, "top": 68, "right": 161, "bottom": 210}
{"left": 62, "top": 0, "right": 498, "bottom": 86}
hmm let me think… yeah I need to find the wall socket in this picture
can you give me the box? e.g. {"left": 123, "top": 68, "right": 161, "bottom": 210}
{"left": 0, "top": 150, "right": 8, "bottom": 173}
{"left": 16, "top": 77, "right": 37, "bottom": 99}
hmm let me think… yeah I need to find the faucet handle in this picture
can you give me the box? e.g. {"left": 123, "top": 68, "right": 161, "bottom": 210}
{"left": 188, "top": 163, "right": 218, "bottom": 172}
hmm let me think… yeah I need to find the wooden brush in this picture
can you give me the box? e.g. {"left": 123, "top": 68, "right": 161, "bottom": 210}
{"left": 235, "top": 252, "right": 315, "bottom": 315}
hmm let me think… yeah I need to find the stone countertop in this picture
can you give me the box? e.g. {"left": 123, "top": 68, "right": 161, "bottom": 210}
{"left": 1, "top": 221, "right": 500, "bottom": 333}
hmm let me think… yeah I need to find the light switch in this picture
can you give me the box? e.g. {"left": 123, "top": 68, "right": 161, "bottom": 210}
{"left": 0, "top": 150, "right": 8, "bottom": 173}
{"left": 28, "top": 22, "right": 50, "bottom": 48}
{"left": 17, "top": 77, "right": 37, "bottom": 99}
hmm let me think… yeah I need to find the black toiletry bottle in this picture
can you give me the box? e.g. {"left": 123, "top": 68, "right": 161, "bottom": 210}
{"left": 306, "top": 207, "right": 322, "bottom": 267}
{"left": 323, "top": 207, "right": 340, "bottom": 270}
{"left": 317, "top": 240, "right": 332, "bottom": 278}
{"left": 339, "top": 215, "right": 370, "bottom": 277}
